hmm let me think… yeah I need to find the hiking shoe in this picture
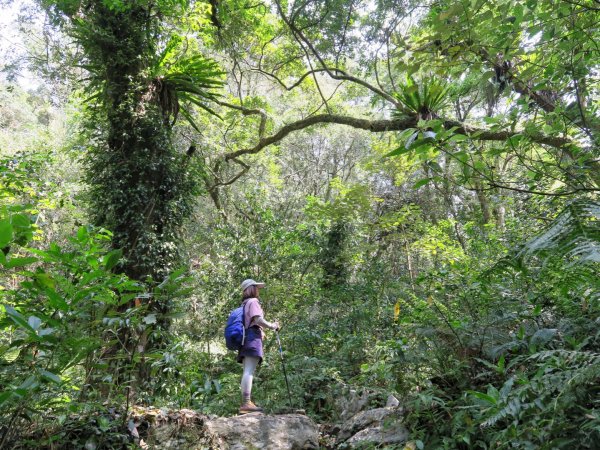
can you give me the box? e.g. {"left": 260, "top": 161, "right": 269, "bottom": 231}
{"left": 239, "top": 401, "right": 263, "bottom": 414}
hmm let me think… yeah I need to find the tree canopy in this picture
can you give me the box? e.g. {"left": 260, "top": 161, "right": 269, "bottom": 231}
{"left": 0, "top": 0, "right": 599, "bottom": 447}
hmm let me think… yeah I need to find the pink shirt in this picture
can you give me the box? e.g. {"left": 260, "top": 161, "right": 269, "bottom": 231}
{"left": 242, "top": 297, "right": 264, "bottom": 328}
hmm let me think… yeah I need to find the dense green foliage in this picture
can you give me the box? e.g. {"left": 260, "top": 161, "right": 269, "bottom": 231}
{"left": 52, "top": 0, "right": 223, "bottom": 283}
{"left": 1, "top": 0, "right": 598, "bottom": 448}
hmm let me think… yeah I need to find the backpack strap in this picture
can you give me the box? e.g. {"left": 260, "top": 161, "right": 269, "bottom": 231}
{"left": 241, "top": 301, "right": 246, "bottom": 346}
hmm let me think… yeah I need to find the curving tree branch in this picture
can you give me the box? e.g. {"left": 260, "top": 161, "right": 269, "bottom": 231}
{"left": 223, "top": 113, "right": 571, "bottom": 161}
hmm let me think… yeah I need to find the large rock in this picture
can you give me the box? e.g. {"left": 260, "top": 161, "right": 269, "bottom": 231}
{"left": 130, "top": 407, "right": 219, "bottom": 449}
{"left": 336, "top": 389, "right": 373, "bottom": 421}
{"left": 336, "top": 389, "right": 388, "bottom": 421}
{"left": 345, "top": 424, "right": 409, "bottom": 449}
{"left": 205, "top": 413, "right": 319, "bottom": 450}
{"left": 336, "top": 406, "right": 408, "bottom": 449}
{"left": 130, "top": 407, "right": 319, "bottom": 449}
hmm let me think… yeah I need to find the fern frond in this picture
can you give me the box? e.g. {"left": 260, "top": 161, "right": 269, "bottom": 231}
{"left": 149, "top": 53, "right": 225, "bottom": 127}
{"left": 482, "top": 398, "right": 532, "bottom": 428}
{"left": 518, "top": 200, "right": 600, "bottom": 265}
{"left": 392, "top": 76, "right": 449, "bottom": 120}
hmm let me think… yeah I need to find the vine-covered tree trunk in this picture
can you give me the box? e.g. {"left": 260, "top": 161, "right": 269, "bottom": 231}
{"left": 321, "top": 221, "right": 349, "bottom": 289}
{"left": 81, "top": 3, "right": 195, "bottom": 284}
{"left": 43, "top": 1, "right": 199, "bottom": 390}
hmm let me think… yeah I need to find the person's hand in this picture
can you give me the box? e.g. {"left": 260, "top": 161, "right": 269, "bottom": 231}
{"left": 271, "top": 321, "right": 280, "bottom": 331}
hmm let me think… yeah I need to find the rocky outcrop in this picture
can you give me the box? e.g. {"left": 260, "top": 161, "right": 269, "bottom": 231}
{"left": 334, "top": 388, "right": 400, "bottom": 420}
{"left": 333, "top": 395, "right": 408, "bottom": 449}
{"left": 206, "top": 413, "right": 319, "bottom": 449}
{"left": 129, "top": 394, "right": 406, "bottom": 450}
{"left": 335, "top": 388, "right": 388, "bottom": 421}
{"left": 130, "top": 407, "right": 319, "bottom": 449}
{"left": 130, "top": 407, "right": 217, "bottom": 449}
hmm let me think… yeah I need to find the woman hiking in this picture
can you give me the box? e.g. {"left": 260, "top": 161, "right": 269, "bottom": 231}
{"left": 237, "top": 279, "right": 280, "bottom": 414}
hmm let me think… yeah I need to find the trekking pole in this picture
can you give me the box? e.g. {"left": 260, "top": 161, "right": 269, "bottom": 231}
{"left": 275, "top": 330, "right": 293, "bottom": 410}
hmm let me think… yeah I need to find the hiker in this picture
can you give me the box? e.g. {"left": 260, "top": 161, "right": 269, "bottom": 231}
{"left": 238, "top": 278, "right": 280, "bottom": 414}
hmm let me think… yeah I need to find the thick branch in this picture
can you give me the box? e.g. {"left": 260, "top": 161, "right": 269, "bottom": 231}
{"left": 223, "top": 114, "right": 570, "bottom": 161}
{"left": 444, "top": 120, "right": 570, "bottom": 147}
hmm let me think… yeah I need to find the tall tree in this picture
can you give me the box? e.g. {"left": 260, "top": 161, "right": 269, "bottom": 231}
{"left": 42, "top": 0, "right": 222, "bottom": 286}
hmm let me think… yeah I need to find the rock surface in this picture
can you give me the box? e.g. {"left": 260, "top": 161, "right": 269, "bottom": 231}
{"left": 386, "top": 394, "right": 400, "bottom": 408}
{"left": 130, "top": 407, "right": 319, "bottom": 449}
{"left": 336, "top": 406, "right": 408, "bottom": 449}
{"left": 345, "top": 424, "right": 409, "bottom": 449}
{"left": 337, "top": 389, "right": 372, "bottom": 421}
{"left": 206, "top": 413, "right": 319, "bottom": 449}
{"left": 130, "top": 407, "right": 217, "bottom": 449}
{"left": 130, "top": 400, "right": 406, "bottom": 449}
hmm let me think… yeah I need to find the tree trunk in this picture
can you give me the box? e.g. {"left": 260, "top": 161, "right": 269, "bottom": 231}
{"left": 474, "top": 181, "right": 492, "bottom": 225}
{"left": 52, "top": 2, "right": 199, "bottom": 392}
{"left": 494, "top": 204, "right": 506, "bottom": 232}
{"left": 57, "top": 3, "right": 197, "bottom": 285}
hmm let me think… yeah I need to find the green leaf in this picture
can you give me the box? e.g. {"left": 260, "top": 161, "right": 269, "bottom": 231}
{"left": 40, "top": 370, "right": 61, "bottom": 384}
{"left": 427, "top": 161, "right": 443, "bottom": 173}
{"left": 0, "top": 220, "right": 13, "bottom": 248}
{"left": 0, "top": 391, "right": 13, "bottom": 407}
{"left": 531, "top": 328, "right": 557, "bottom": 346}
{"left": 507, "top": 134, "right": 524, "bottom": 146}
{"left": 413, "top": 178, "right": 433, "bottom": 189}
{"left": 11, "top": 213, "right": 31, "bottom": 229}
{"left": 468, "top": 390, "right": 498, "bottom": 405}
{"left": 104, "top": 249, "right": 123, "bottom": 271}
{"left": 497, "top": 355, "right": 506, "bottom": 373}
{"left": 411, "top": 138, "right": 435, "bottom": 152}
{"left": 448, "top": 134, "right": 468, "bottom": 143}
{"left": 2, "top": 347, "right": 19, "bottom": 363}
{"left": 18, "top": 375, "right": 39, "bottom": 391}
{"left": 28, "top": 316, "right": 42, "bottom": 331}
{"left": 34, "top": 272, "right": 55, "bottom": 290}
{"left": 5, "top": 257, "right": 38, "bottom": 269}
{"left": 45, "top": 288, "right": 69, "bottom": 311}
{"left": 77, "top": 226, "right": 89, "bottom": 242}
{"left": 178, "top": 108, "right": 202, "bottom": 133}
{"left": 386, "top": 146, "right": 413, "bottom": 157}
{"left": 5, "top": 305, "right": 36, "bottom": 333}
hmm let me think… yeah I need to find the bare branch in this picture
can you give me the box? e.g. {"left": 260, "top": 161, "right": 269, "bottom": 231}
{"left": 273, "top": 0, "right": 402, "bottom": 108}
{"left": 208, "top": 158, "right": 250, "bottom": 191}
{"left": 203, "top": 157, "right": 250, "bottom": 213}
{"left": 466, "top": 182, "right": 599, "bottom": 196}
{"left": 251, "top": 67, "right": 342, "bottom": 91}
{"left": 215, "top": 100, "right": 267, "bottom": 140}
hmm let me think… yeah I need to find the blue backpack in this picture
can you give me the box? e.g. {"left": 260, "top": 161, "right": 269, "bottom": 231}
{"left": 224, "top": 303, "right": 246, "bottom": 351}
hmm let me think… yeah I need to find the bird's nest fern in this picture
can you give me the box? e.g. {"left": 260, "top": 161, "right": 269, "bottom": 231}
{"left": 392, "top": 75, "right": 450, "bottom": 121}
{"left": 149, "top": 38, "right": 225, "bottom": 131}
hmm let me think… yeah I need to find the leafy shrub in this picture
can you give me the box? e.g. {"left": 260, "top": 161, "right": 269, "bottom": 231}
{"left": 0, "top": 217, "right": 147, "bottom": 446}
{"left": 401, "top": 200, "right": 600, "bottom": 449}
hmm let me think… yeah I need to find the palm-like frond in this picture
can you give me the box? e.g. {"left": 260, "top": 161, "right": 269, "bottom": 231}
{"left": 393, "top": 76, "right": 449, "bottom": 120}
{"left": 518, "top": 199, "right": 600, "bottom": 265}
{"left": 475, "top": 349, "right": 600, "bottom": 430}
{"left": 76, "top": 29, "right": 225, "bottom": 130}
{"left": 152, "top": 46, "right": 225, "bottom": 128}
